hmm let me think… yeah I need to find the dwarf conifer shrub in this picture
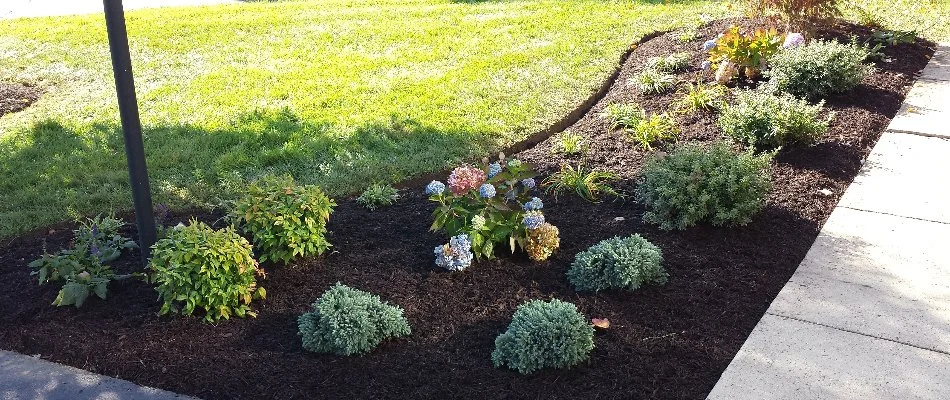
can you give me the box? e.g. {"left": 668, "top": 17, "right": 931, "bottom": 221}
{"left": 567, "top": 235, "right": 667, "bottom": 292}
{"left": 766, "top": 40, "right": 870, "bottom": 100}
{"left": 298, "top": 283, "right": 411, "bottom": 356}
{"left": 492, "top": 299, "right": 594, "bottom": 375}
{"left": 232, "top": 176, "right": 336, "bottom": 264}
{"left": 636, "top": 142, "right": 773, "bottom": 230}
{"left": 719, "top": 89, "right": 831, "bottom": 150}
{"left": 149, "top": 220, "right": 266, "bottom": 322}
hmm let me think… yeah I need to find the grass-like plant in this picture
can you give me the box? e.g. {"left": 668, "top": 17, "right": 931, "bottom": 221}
{"left": 356, "top": 183, "right": 400, "bottom": 211}
{"left": 567, "top": 234, "right": 667, "bottom": 293}
{"left": 646, "top": 52, "right": 691, "bottom": 73}
{"left": 633, "top": 69, "right": 677, "bottom": 95}
{"left": 492, "top": 299, "right": 594, "bottom": 375}
{"left": 543, "top": 164, "right": 621, "bottom": 203}
{"left": 298, "top": 283, "right": 411, "bottom": 356}
{"left": 719, "top": 89, "right": 831, "bottom": 150}
{"left": 628, "top": 113, "right": 679, "bottom": 151}
{"left": 677, "top": 82, "right": 726, "bottom": 113}
{"left": 551, "top": 131, "right": 587, "bottom": 156}
{"left": 599, "top": 103, "right": 646, "bottom": 131}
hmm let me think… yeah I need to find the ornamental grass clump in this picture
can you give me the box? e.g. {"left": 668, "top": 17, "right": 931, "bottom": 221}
{"left": 149, "top": 220, "right": 266, "bottom": 322}
{"left": 719, "top": 89, "right": 831, "bottom": 150}
{"left": 298, "top": 283, "right": 411, "bottom": 356}
{"left": 232, "top": 175, "right": 336, "bottom": 264}
{"left": 427, "top": 157, "right": 557, "bottom": 261}
{"left": 567, "top": 235, "right": 666, "bottom": 293}
{"left": 766, "top": 40, "right": 870, "bottom": 101}
{"left": 492, "top": 299, "right": 594, "bottom": 375}
{"left": 636, "top": 142, "right": 773, "bottom": 230}
{"left": 356, "top": 183, "right": 400, "bottom": 211}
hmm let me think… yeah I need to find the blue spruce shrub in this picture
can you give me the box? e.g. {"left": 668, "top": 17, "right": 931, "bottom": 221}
{"left": 298, "top": 283, "right": 411, "bottom": 356}
{"left": 491, "top": 299, "right": 594, "bottom": 374}
{"left": 567, "top": 235, "right": 667, "bottom": 292}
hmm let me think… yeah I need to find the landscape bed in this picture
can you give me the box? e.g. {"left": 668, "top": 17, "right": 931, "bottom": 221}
{"left": 0, "top": 19, "right": 936, "bottom": 399}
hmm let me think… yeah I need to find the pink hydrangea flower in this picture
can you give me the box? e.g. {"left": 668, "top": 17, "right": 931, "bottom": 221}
{"left": 783, "top": 33, "right": 805, "bottom": 49}
{"left": 447, "top": 166, "right": 486, "bottom": 196}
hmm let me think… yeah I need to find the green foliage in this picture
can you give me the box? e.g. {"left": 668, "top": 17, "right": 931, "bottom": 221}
{"left": 149, "top": 220, "right": 266, "bottom": 323}
{"left": 677, "top": 28, "right": 699, "bottom": 42}
{"left": 633, "top": 69, "right": 676, "bottom": 94}
{"left": 746, "top": 0, "right": 841, "bottom": 32}
{"left": 551, "top": 131, "right": 587, "bottom": 156}
{"left": 543, "top": 164, "right": 621, "bottom": 203}
{"left": 600, "top": 103, "right": 646, "bottom": 131}
{"left": 232, "top": 176, "right": 336, "bottom": 264}
{"left": 567, "top": 235, "right": 667, "bottom": 292}
{"left": 298, "top": 283, "right": 411, "bottom": 356}
{"left": 707, "top": 26, "right": 783, "bottom": 80}
{"left": 868, "top": 28, "right": 917, "bottom": 45}
{"left": 491, "top": 299, "right": 594, "bottom": 375}
{"left": 767, "top": 40, "right": 870, "bottom": 100}
{"left": 356, "top": 183, "right": 400, "bottom": 211}
{"left": 628, "top": 113, "right": 679, "bottom": 151}
{"left": 677, "top": 82, "right": 727, "bottom": 113}
{"left": 428, "top": 159, "right": 542, "bottom": 260}
{"left": 28, "top": 215, "right": 137, "bottom": 308}
{"left": 719, "top": 89, "right": 831, "bottom": 150}
{"left": 646, "top": 52, "right": 691, "bottom": 73}
{"left": 636, "top": 142, "right": 773, "bottom": 230}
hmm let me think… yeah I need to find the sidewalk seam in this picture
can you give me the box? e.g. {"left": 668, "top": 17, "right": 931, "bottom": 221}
{"left": 764, "top": 312, "right": 950, "bottom": 357}
{"left": 837, "top": 206, "right": 950, "bottom": 226}
{"left": 886, "top": 129, "right": 950, "bottom": 140}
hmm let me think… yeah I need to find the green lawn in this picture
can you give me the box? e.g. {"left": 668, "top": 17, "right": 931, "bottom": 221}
{"left": 0, "top": 0, "right": 946, "bottom": 237}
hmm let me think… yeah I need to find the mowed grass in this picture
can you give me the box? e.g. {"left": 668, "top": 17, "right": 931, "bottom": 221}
{"left": 0, "top": 0, "right": 728, "bottom": 236}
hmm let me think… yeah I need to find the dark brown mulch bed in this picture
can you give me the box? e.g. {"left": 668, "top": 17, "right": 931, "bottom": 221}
{"left": 0, "top": 20, "right": 936, "bottom": 400}
{"left": 0, "top": 82, "right": 40, "bottom": 117}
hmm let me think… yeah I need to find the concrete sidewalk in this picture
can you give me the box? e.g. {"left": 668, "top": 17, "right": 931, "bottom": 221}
{"left": 708, "top": 45, "right": 950, "bottom": 399}
{"left": 0, "top": 0, "right": 238, "bottom": 20}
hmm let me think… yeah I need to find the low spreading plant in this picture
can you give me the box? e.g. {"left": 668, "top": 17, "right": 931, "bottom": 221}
{"left": 232, "top": 175, "right": 336, "bottom": 264}
{"left": 427, "top": 157, "right": 555, "bottom": 261}
{"left": 766, "top": 40, "right": 870, "bottom": 100}
{"left": 677, "top": 82, "right": 726, "bottom": 113}
{"left": 600, "top": 103, "right": 646, "bottom": 131}
{"left": 543, "top": 164, "right": 621, "bottom": 203}
{"left": 646, "top": 52, "right": 691, "bottom": 73}
{"left": 719, "top": 89, "right": 831, "bottom": 150}
{"left": 706, "top": 25, "right": 784, "bottom": 82}
{"left": 357, "top": 183, "right": 400, "bottom": 211}
{"left": 298, "top": 283, "right": 411, "bottom": 356}
{"left": 29, "top": 215, "right": 137, "bottom": 308}
{"left": 551, "top": 131, "right": 587, "bottom": 156}
{"left": 149, "top": 220, "right": 266, "bottom": 322}
{"left": 492, "top": 299, "right": 594, "bottom": 375}
{"left": 628, "top": 113, "right": 679, "bottom": 151}
{"left": 633, "top": 69, "right": 676, "bottom": 95}
{"left": 636, "top": 142, "right": 773, "bottom": 230}
{"left": 868, "top": 29, "right": 917, "bottom": 46}
{"left": 567, "top": 234, "right": 667, "bottom": 292}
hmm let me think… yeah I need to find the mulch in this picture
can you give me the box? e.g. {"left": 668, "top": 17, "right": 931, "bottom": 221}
{"left": 0, "top": 82, "right": 40, "bottom": 117}
{"left": 0, "top": 19, "right": 936, "bottom": 400}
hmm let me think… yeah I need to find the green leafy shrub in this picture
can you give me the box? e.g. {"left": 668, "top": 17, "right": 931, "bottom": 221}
{"left": 707, "top": 26, "right": 783, "bottom": 81}
{"left": 600, "top": 103, "right": 645, "bottom": 131}
{"left": 719, "top": 89, "right": 831, "bottom": 150}
{"left": 636, "top": 142, "right": 773, "bottom": 230}
{"left": 149, "top": 220, "right": 266, "bottom": 322}
{"left": 633, "top": 69, "right": 676, "bottom": 94}
{"left": 677, "top": 82, "right": 726, "bottom": 113}
{"left": 567, "top": 235, "right": 667, "bottom": 292}
{"left": 628, "top": 113, "right": 679, "bottom": 151}
{"left": 357, "top": 183, "right": 400, "bottom": 211}
{"left": 491, "top": 299, "right": 594, "bottom": 375}
{"left": 298, "top": 283, "right": 411, "bottom": 356}
{"left": 766, "top": 40, "right": 869, "bottom": 100}
{"left": 543, "top": 164, "right": 621, "bottom": 203}
{"left": 551, "top": 131, "right": 587, "bottom": 156}
{"left": 646, "top": 52, "right": 691, "bottom": 73}
{"left": 232, "top": 176, "right": 336, "bottom": 264}
{"left": 29, "top": 215, "right": 137, "bottom": 308}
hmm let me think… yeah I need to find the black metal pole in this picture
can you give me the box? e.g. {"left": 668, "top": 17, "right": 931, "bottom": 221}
{"left": 103, "top": 0, "right": 156, "bottom": 265}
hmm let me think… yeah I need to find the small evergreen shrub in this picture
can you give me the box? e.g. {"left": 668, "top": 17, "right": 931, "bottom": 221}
{"left": 766, "top": 40, "right": 870, "bottom": 100}
{"left": 232, "top": 176, "right": 336, "bottom": 264}
{"left": 149, "top": 220, "right": 266, "bottom": 322}
{"left": 298, "top": 283, "right": 411, "bottom": 356}
{"left": 719, "top": 89, "right": 831, "bottom": 150}
{"left": 357, "top": 183, "right": 400, "bottom": 211}
{"left": 567, "top": 235, "right": 667, "bottom": 292}
{"left": 491, "top": 299, "right": 594, "bottom": 375}
{"left": 636, "top": 142, "right": 773, "bottom": 230}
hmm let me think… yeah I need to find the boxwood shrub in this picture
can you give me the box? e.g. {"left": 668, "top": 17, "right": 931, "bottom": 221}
{"left": 767, "top": 40, "right": 870, "bottom": 100}
{"left": 719, "top": 89, "right": 831, "bottom": 150}
{"left": 567, "top": 234, "right": 667, "bottom": 292}
{"left": 492, "top": 299, "right": 594, "bottom": 375}
{"left": 298, "top": 283, "right": 411, "bottom": 356}
{"left": 636, "top": 142, "right": 773, "bottom": 230}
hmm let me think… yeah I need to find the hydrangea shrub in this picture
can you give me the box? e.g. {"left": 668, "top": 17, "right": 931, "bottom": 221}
{"left": 427, "top": 157, "right": 556, "bottom": 261}
{"left": 525, "top": 223, "right": 560, "bottom": 262}
{"left": 766, "top": 40, "right": 870, "bottom": 100}
{"left": 492, "top": 299, "right": 594, "bottom": 375}
{"left": 298, "top": 283, "right": 411, "bottom": 356}
{"left": 567, "top": 235, "right": 667, "bottom": 292}
{"left": 719, "top": 89, "right": 831, "bottom": 150}
{"left": 636, "top": 142, "right": 773, "bottom": 230}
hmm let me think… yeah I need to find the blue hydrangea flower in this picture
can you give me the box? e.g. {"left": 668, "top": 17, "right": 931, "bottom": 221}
{"left": 523, "top": 211, "right": 545, "bottom": 230}
{"left": 471, "top": 215, "right": 486, "bottom": 230}
{"left": 487, "top": 163, "right": 502, "bottom": 178}
{"left": 434, "top": 234, "right": 473, "bottom": 271}
{"left": 506, "top": 159, "right": 522, "bottom": 168}
{"left": 478, "top": 183, "right": 496, "bottom": 198}
{"left": 425, "top": 180, "right": 445, "bottom": 195}
{"left": 701, "top": 60, "right": 712, "bottom": 71}
{"left": 523, "top": 197, "right": 543, "bottom": 211}
{"left": 521, "top": 178, "right": 536, "bottom": 190}
{"left": 702, "top": 39, "right": 717, "bottom": 51}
